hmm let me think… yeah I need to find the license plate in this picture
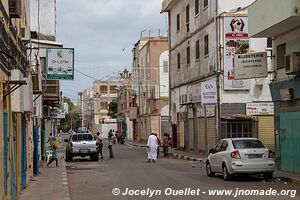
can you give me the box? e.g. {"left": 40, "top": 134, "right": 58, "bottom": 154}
{"left": 80, "top": 149, "right": 89, "bottom": 153}
{"left": 248, "top": 154, "right": 262, "bottom": 159}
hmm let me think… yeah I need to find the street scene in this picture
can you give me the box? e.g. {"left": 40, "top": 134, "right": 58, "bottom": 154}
{"left": 0, "top": 0, "right": 300, "bottom": 200}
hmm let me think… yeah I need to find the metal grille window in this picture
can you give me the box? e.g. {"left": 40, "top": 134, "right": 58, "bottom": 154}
{"left": 186, "top": 5, "right": 190, "bottom": 32}
{"left": 177, "top": 14, "right": 180, "bottom": 32}
{"left": 195, "top": 0, "right": 199, "bottom": 16}
{"left": 204, "top": 0, "right": 208, "bottom": 9}
{"left": 196, "top": 40, "right": 200, "bottom": 60}
{"left": 277, "top": 43, "right": 286, "bottom": 69}
{"left": 177, "top": 53, "right": 181, "bottom": 70}
{"left": 204, "top": 34, "right": 209, "bottom": 56}
{"left": 221, "top": 120, "right": 255, "bottom": 139}
{"left": 186, "top": 46, "right": 190, "bottom": 65}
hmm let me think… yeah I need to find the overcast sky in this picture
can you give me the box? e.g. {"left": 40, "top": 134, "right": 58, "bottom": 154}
{"left": 56, "top": 0, "right": 167, "bottom": 102}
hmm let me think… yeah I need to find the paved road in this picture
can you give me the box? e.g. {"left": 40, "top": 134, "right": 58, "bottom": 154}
{"left": 65, "top": 142, "right": 299, "bottom": 200}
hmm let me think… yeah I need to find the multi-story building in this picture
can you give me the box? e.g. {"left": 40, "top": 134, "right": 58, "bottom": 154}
{"left": 92, "top": 80, "right": 118, "bottom": 124}
{"left": 78, "top": 88, "right": 93, "bottom": 128}
{"left": 0, "top": 0, "right": 30, "bottom": 199}
{"left": 162, "top": 0, "right": 274, "bottom": 155}
{"left": 132, "top": 37, "right": 169, "bottom": 142}
{"left": 249, "top": 0, "right": 300, "bottom": 174}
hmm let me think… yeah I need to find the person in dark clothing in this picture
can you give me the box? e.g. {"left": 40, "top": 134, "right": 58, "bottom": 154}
{"left": 108, "top": 130, "right": 114, "bottom": 158}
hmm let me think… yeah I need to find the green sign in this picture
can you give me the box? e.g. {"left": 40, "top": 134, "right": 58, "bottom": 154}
{"left": 46, "top": 48, "right": 74, "bottom": 80}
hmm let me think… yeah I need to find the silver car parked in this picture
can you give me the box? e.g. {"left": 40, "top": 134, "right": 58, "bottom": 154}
{"left": 206, "top": 138, "right": 275, "bottom": 181}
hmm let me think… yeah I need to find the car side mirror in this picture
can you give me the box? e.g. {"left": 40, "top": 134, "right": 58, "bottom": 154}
{"left": 64, "top": 139, "right": 69, "bottom": 142}
{"left": 209, "top": 148, "right": 215, "bottom": 154}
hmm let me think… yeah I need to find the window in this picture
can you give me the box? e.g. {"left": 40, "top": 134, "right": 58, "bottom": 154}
{"left": 177, "top": 53, "right": 181, "bottom": 70}
{"left": 163, "top": 60, "right": 169, "bottom": 73}
{"left": 204, "top": 0, "right": 208, "bottom": 9}
{"left": 195, "top": 0, "right": 199, "bottom": 16}
{"left": 232, "top": 139, "right": 265, "bottom": 149}
{"left": 100, "top": 85, "right": 107, "bottom": 93}
{"left": 110, "top": 85, "right": 117, "bottom": 94}
{"left": 214, "top": 141, "right": 223, "bottom": 153}
{"left": 220, "top": 141, "right": 228, "bottom": 152}
{"left": 186, "top": 46, "right": 190, "bottom": 65}
{"left": 186, "top": 5, "right": 190, "bottom": 32}
{"left": 195, "top": 40, "right": 200, "bottom": 60}
{"left": 177, "top": 14, "right": 180, "bottom": 32}
{"left": 277, "top": 43, "right": 286, "bottom": 69}
{"left": 204, "top": 34, "right": 209, "bottom": 56}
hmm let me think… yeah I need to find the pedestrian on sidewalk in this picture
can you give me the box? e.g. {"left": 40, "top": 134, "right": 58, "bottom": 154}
{"left": 147, "top": 133, "right": 158, "bottom": 163}
{"left": 162, "top": 133, "right": 170, "bottom": 158}
{"left": 96, "top": 132, "right": 104, "bottom": 159}
{"left": 154, "top": 133, "right": 161, "bottom": 158}
{"left": 108, "top": 130, "right": 114, "bottom": 158}
{"left": 47, "top": 145, "right": 58, "bottom": 167}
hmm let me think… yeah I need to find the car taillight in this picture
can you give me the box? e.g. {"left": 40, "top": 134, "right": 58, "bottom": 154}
{"left": 268, "top": 150, "right": 273, "bottom": 158}
{"left": 231, "top": 150, "right": 241, "bottom": 159}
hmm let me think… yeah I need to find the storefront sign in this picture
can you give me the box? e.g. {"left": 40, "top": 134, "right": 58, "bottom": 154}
{"left": 201, "top": 80, "right": 217, "bottom": 106}
{"left": 223, "top": 17, "right": 251, "bottom": 90}
{"left": 221, "top": 103, "right": 246, "bottom": 116}
{"left": 46, "top": 48, "right": 74, "bottom": 80}
{"left": 234, "top": 52, "right": 268, "bottom": 80}
{"left": 246, "top": 102, "right": 274, "bottom": 116}
{"left": 49, "top": 108, "right": 65, "bottom": 119}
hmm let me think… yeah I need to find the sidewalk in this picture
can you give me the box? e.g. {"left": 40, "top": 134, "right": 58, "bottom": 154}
{"left": 128, "top": 141, "right": 300, "bottom": 184}
{"left": 20, "top": 151, "right": 70, "bottom": 200}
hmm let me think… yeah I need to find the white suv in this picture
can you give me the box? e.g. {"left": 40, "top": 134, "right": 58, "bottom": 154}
{"left": 206, "top": 138, "right": 275, "bottom": 181}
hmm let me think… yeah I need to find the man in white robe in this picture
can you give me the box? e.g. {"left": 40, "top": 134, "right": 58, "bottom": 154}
{"left": 147, "top": 133, "right": 158, "bottom": 162}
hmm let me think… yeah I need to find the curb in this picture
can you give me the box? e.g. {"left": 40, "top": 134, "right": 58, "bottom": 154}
{"left": 169, "top": 152, "right": 206, "bottom": 164}
{"left": 60, "top": 153, "right": 71, "bottom": 200}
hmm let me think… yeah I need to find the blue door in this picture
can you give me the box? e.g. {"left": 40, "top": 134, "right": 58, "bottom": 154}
{"left": 33, "top": 125, "right": 39, "bottom": 176}
{"left": 11, "top": 113, "right": 17, "bottom": 200}
{"left": 21, "top": 114, "right": 27, "bottom": 189}
{"left": 3, "top": 112, "right": 8, "bottom": 194}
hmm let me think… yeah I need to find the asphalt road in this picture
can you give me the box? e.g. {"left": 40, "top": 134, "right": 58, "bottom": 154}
{"left": 64, "top": 141, "right": 300, "bottom": 200}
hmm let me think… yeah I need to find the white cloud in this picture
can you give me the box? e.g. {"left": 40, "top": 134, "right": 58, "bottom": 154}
{"left": 56, "top": 0, "right": 166, "bottom": 99}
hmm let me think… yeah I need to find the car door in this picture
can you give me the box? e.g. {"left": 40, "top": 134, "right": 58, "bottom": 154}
{"left": 215, "top": 140, "right": 228, "bottom": 172}
{"left": 210, "top": 141, "right": 223, "bottom": 172}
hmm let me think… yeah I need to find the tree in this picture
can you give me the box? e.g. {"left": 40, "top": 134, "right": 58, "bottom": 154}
{"left": 107, "top": 100, "right": 117, "bottom": 118}
{"left": 60, "top": 96, "right": 80, "bottom": 131}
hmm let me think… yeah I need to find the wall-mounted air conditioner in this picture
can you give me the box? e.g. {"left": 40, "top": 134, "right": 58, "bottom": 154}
{"left": 21, "top": 26, "right": 31, "bottom": 41}
{"left": 32, "top": 73, "right": 42, "bottom": 94}
{"left": 285, "top": 52, "right": 300, "bottom": 75}
{"left": 11, "top": 69, "right": 24, "bottom": 112}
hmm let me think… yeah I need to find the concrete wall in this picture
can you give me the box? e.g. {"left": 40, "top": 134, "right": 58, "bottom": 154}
{"left": 30, "top": 0, "right": 56, "bottom": 37}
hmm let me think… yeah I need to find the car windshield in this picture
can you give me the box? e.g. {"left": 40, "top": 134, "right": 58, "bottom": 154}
{"left": 232, "top": 139, "right": 265, "bottom": 149}
{"left": 72, "top": 134, "right": 93, "bottom": 141}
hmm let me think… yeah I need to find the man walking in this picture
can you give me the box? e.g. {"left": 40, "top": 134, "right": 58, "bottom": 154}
{"left": 162, "top": 133, "right": 170, "bottom": 157}
{"left": 96, "top": 132, "right": 104, "bottom": 159}
{"left": 147, "top": 132, "right": 158, "bottom": 163}
{"left": 108, "top": 130, "right": 114, "bottom": 158}
{"left": 47, "top": 145, "right": 58, "bottom": 167}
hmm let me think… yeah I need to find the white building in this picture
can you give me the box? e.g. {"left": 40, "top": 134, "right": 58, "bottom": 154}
{"left": 162, "top": 0, "right": 274, "bottom": 154}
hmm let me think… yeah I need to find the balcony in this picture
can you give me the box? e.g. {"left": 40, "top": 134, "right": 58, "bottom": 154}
{"left": 161, "top": 0, "right": 177, "bottom": 12}
{"left": 42, "top": 79, "right": 60, "bottom": 105}
{"left": 249, "top": 0, "right": 300, "bottom": 38}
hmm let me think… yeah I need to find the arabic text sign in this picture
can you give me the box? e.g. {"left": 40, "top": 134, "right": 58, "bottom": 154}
{"left": 46, "top": 48, "right": 74, "bottom": 80}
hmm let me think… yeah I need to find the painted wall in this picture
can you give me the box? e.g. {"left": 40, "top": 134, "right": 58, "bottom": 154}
{"left": 30, "top": 0, "right": 56, "bottom": 37}
{"left": 159, "top": 50, "right": 169, "bottom": 97}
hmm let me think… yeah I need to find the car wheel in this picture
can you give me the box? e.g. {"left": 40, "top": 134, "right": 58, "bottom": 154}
{"left": 263, "top": 172, "right": 273, "bottom": 180}
{"left": 222, "top": 164, "right": 232, "bottom": 181}
{"left": 206, "top": 162, "right": 215, "bottom": 177}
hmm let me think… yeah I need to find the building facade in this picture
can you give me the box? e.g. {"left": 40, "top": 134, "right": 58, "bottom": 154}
{"left": 249, "top": 0, "right": 300, "bottom": 173}
{"left": 132, "top": 37, "right": 169, "bottom": 142}
{"left": 162, "top": 0, "right": 274, "bottom": 155}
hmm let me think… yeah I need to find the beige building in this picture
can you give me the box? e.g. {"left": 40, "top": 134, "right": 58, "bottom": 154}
{"left": 132, "top": 37, "right": 169, "bottom": 142}
{"left": 92, "top": 80, "right": 118, "bottom": 124}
